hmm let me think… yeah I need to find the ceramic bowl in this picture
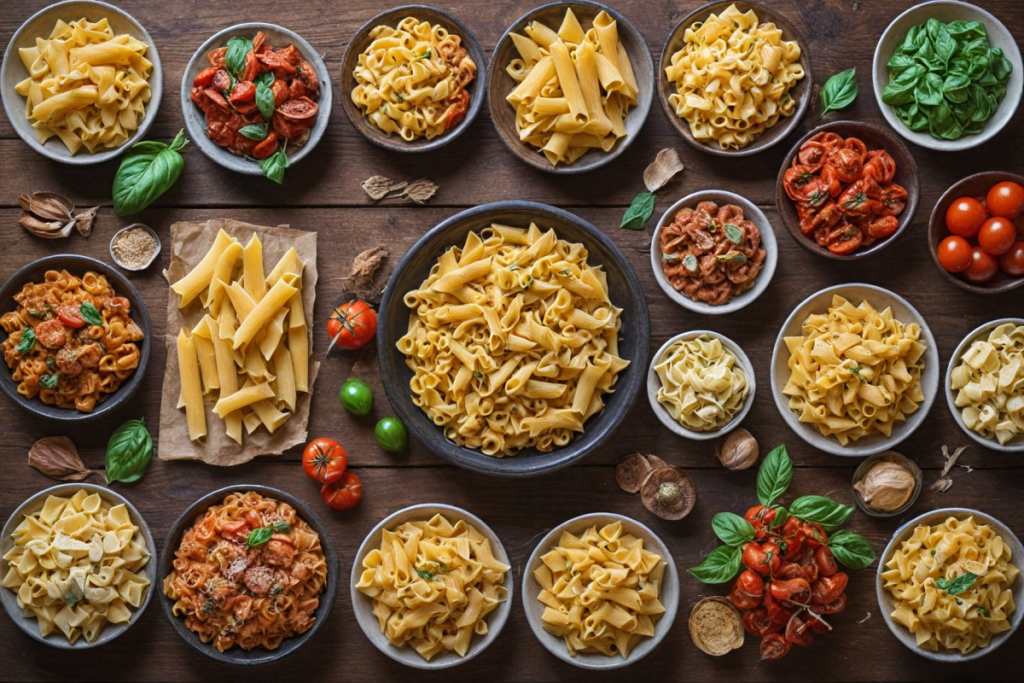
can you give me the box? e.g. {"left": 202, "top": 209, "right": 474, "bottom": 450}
{"left": 945, "top": 318, "right": 1024, "bottom": 451}
{"left": 876, "top": 507, "right": 1024, "bottom": 661}
{"left": 776, "top": 120, "right": 920, "bottom": 261}
{"left": 181, "top": 23, "right": 331, "bottom": 176}
{"left": 350, "top": 504, "right": 512, "bottom": 669}
{"left": 377, "top": 201, "right": 651, "bottom": 477}
{"left": 0, "top": 254, "right": 152, "bottom": 423}
{"left": 927, "top": 172, "right": 1024, "bottom": 294}
{"left": 769, "top": 283, "right": 940, "bottom": 457}
{"left": 109, "top": 224, "right": 162, "bottom": 272}
{"left": 1, "top": 0, "right": 163, "bottom": 164}
{"left": 158, "top": 485, "right": 338, "bottom": 665}
{"left": 340, "top": 5, "right": 487, "bottom": 152}
{"left": 650, "top": 190, "right": 777, "bottom": 314}
{"left": 488, "top": 1, "right": 654, "bottom": 173}
{"left": 872, "top": 0, "right": 1023, "bottom": 152}
{"left": 0, "top": 483, "right": 156, "bottom": 648}
{"left": 659, "top": 0, "right": 812, "bottom": 157}
{"left": 851, "top": 451, "right": 923, "bottom": 518}
{"left": 647, "top": 330, "right": 755, "bottom": 441}
{"left": 522, "top": 512, "right": 679, "bottom": 669}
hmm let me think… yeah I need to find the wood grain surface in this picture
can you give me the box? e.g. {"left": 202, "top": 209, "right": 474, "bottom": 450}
{"left": 1, "top": 1, "right": 1022, "bottom": 681}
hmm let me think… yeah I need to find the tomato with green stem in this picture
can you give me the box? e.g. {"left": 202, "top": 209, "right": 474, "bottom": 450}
{"left": 301, "top": 438, "right": 347, "bottom": 484}
{"left": 320, "top": 471, "right": 363, "bottom": 510}
{"left": 327, "top": 300, "right": 377, "bottom": 351}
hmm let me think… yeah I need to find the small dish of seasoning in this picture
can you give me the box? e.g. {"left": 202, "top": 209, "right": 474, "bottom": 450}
{"left": 110, "top": 223, "right": 160, "bottom": 271}
{"left": 852, "top": 450, "right": 922, "bottom": 518}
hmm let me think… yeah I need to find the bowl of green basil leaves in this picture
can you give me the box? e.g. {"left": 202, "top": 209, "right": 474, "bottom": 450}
{"left": 872, "top": 0, "right": 1022, "bottom": 151}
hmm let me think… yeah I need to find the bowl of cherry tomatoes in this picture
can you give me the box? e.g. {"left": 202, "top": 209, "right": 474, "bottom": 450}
{"left": 929, "top": 172, "right": 1024, "bottom": 294}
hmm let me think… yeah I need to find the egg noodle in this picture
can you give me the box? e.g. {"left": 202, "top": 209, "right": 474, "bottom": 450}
{"left": 950, "top": 322, "right": 1024, "bottom": 445}
{"left": 2, "top": 489, "right": 151, "bottom": 644}
{"left": 665, "top": 3, "right": 804, "bottom": 150}
{"left": 654, "top": 334, "right": 749, "bottom": 431}
{"left": 398, "top": 223, "right": 630, "bottom": 457}
{"left": 882, "top": 516, "right": 1019, "bottom": 654}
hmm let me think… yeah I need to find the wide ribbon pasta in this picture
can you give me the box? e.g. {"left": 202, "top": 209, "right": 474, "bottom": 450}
{"left": 951, "top": 323, "right": 1024, "bottom": 445}
{"left": 654, "top": 334, "right": 748, "bottom": 431}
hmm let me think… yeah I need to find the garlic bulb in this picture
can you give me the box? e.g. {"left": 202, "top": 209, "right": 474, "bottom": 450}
{"left": 855, "top": 458, "right": 916, "bottom": 511}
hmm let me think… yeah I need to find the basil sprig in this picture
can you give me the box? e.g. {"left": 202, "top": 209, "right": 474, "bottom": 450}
{"left": 246, "top": 522, "right": 291, "bottom": 548}
{"left": 821, "top": 67, "right": 858, "bottom": 116}
{"left": 827, "top": 529, "right": 876, "bottom": 569}
{"left": 756, "top": 445, "right": 793, "bottom": 507}
{"left": 17, "top": 327, "right": 36, "bottom": 355}
{"left": 224, "top": 36, "right": 253, "bottom": 79}
{"left": 256, "top": 140, "right": 289, "bottom": 184}
{"left": 935, "top": 572, "right": 977, "bottom": 595}
{"left": 79, "top": 302, "right": 103, "bottom": 327}
{"left": 711, "top": 512, "right": 755, "bottom": 547}
{"left": 112, "top": 130, "right": 189, "bottom": 216}
{"left": 105, "top": 418, "right": 153, "bottom": 484}
{"left": 619, "top": 192, "right": 655, "bottom": 230}
{"left": 688, "top": 545, "right": 742, "bottom": 584}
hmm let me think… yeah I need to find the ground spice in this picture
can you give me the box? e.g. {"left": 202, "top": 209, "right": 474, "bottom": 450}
{"left": 112, "top": 226, "right": 157, "bottom": 269}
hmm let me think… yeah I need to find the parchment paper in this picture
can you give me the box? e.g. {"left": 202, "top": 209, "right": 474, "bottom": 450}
{"left": 159, "top": 219, "right": 319, "bottom": 465}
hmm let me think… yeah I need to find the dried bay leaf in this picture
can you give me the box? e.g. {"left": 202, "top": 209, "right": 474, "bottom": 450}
{"left": 28, "top": 436, "right": 103, "bottom": 482}
{"left": 361, "top": 175, "right": 395, "bottom": 200}
{"left": 350, "top": 244, "right": 389, "bottom": 287}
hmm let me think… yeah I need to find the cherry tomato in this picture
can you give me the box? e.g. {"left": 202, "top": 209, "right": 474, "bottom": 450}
{"left": 986, "top": 181, "right": 1024, "bottom": 220}
{"left": 730, "top": 586, "right": 763, "bottom": 610}
{"left": 811, "top": 572, "right": 849, "bottom": 605}
{"left": 55, "top": 305, "right": 85, "bottom": 329}
{"left": 320, "top": 471, "right": 363, "bottom": 510}
{"left": 763, "top": 588, "right": 795, "bottom": 625}
{"left": 743, "top": 541, "right": 780, "bottom": 576}
{"left": 801, "top": 522, "right": 828, "bottom": 548}
{"left": 806, "top": 611, "right": 832, "bottom": 634}
{"left": 760, "top": 633, "right": 791, "bottom": 659}
{"left": 785, "top": 612, "right": 814, "bottom": 647}
{"left": 812, "top": 593, "right": 847, "bottom": 615}
{"left": 776, "top": 561, "right": 803, "bottom": 581}
{"left": 276, "top": 96, "right": 319, "bottom": 122}
{"left": 964, "top": 247, "right": 999, "bottom": 283}
{"left": 743, "top": 606, "right": 782, "bottom": 637}
{"left": 999, "top": 242, "right": 1024, "bottom": 276}
{"left": 327, "top": 300, "right": 377, "bottom": 351}
{"left": 945, "top": 196, "right": 988, "bottom": 238}
{"left": 978, "top": 216, "right": 1017, "bottom": 255}
{"left": 735, "top": 570, "right": 766, "bottom": 599}
{"left": 799, "top": 562, "right": 819, "bottom": 584}
{"left": 769, "top": 577, "right": 811, "bottom": 604}
{"left": 744, "top": 505, "right": 775, "bottom": 539}
{"left": 937, "top": 235, "right": 974, "bottom": 273}
{"left": 301, "top": 438, "right": 347, "bottom": 484}
{"left": 814, "top": 546, "right": 838, "bottom": 577}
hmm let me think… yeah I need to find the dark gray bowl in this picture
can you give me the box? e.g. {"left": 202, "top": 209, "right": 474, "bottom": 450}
{"left": 0, "top": 254, "right": 151, "bottom": 423}
{"left": 377, "top": 201, "right": 651, "bottom": 477}
{"left": 158, "top": 485, "right": 338, "bottom": 666}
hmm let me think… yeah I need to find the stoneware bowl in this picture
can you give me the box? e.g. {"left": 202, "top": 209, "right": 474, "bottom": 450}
{"left": 0, "top": 254, "right": 152, "bottom": 423}
{"left": 872, "top": 0, "right": 1023, "bottom": 152}
{"left": 158, "top": 485, "right": 338, "bottom": 665}
{"left": 350, "top": 504, "right": 512, "bottom": 669}
{"left": 488, "top": 1, "right": 654, "bottom": 173}
{"left": 876, "top": 507, "right": 1024, "bottom": 661}
{"left": 109, "top": 223, "right": 162, "bottom": 272}
{"left": 945, "top": 318, "right": 1024, "bottom": 452}
{"left": 340, "top": 5, "right": 487, "bottom": 152}
{"left": 522, "top": 512, "right": 679, "bottom": 669}
{"left": 659, "top": 0, "right": 812, "bottom": 157}
{"left": 770, "top": 283, "right": 940, "bottom": 457}
{"left": 377, "top": 201, "right": 651, "bottom": 477}
{"left": 181, "top": 23, "right": 332, "bottom": 176}
{"left": 647, "top": 330, "right": 756, "bottom": 441}
{"left": 1, "top": 0, "right": 163, "bottom": 164}
{"left": 651, "top": 189, "right": 778, "bottom": 314}
{"left": 851, "top": 450, "right": 923, "bottom": 519}
{"left": 776, "top": 120, "right": 920, "bottom": 261}
{"left": 927, "top": 172, "right": 1024, "bottom": 294}
{"left": 0, "top": 482, "right": 156, "bottom": 649}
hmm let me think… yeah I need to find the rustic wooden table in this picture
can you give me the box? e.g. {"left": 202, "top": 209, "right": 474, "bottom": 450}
{"left": 1, "top": 1, "right": 1022, "bottom": 681}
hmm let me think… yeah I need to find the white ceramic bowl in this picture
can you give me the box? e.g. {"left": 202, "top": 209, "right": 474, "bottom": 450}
{"left": 0, "top": 483, "right": 156, "bottom": 648}
{"left": 876, "top": 507, "right": 1024, "bottom": 661}
{"left": 945, "top": 318, "right": 1024, "bottom": 452}
{"left": 109, "top": 223, "right": 162, "bottom": 271}
{"left": 647, "top": 330, "right": 755, "bottom": 441}
{"left": 872, "top": 0, "right": 1023, "bottom": 151}
{"left": 0, "top": 0, "right": 163, "bottom": 164}
{"left": 522, "top": 512, "right": 679, "bottom": 669}
{"left": 650, "top": 190, "right": 777, "bottom": 315}
{"left": 350, "top": 504, "right": 512, "bottom": 669}
{"left": 770, "top": 283, "right": 940, "bottom": 457}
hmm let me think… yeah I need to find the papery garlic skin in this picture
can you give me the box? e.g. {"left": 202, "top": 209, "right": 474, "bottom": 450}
{"left": 855, "top": 460, "right": 915, "bottom": 511}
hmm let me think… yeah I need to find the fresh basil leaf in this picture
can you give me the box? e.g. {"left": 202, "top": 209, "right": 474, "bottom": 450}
{"left": 683, "top": 254, "right": 698, "bottom": 272}
{"left": 771, "top": 506, "right": 788, "bottom": 528}
{"left": 717, "top": 252, "right": 746, "bottom": 262}
{"left": 935, "top": 572, "right": 977, "bottom": 595}
{"left": 661, "top": 252, "right": 679, "bottom": 261}
{"left": 112, "top": 130, "right": 188, "bottom": 216}
{"left": 225, "top": 36, "right": 253, "bottom": 79}
{"left": 256, "top": 80, "right": 275, "bottom": 121}
{"left": 883, "top": 64, "right": 926, "bottom": 105}
{"left": 886, "top": 53, "right": 916, "bottom": 74}
{"left": 724, "top": 223, "right": 743, "bottom": 244}
{"left": 272, "top": 522, "right": 291, "bottom": 533}
{"left": 40, "top": 374, "right": 59, "bottom": 389}
{"left": 712, "top": 512, "right": 756, "bottom": 547}
{"left": 942, "top": 70, "right": 971, "bottom": 104}
{"left": 946, "top": 20, "right": 985, "bottom": 40}
{"left": 827, "top": 529, "right": 876, "bottom": 569}
{"left": 255, "top": 71, "right": 274, "bottom": 87}
{"left": 45, "top": 356, "right": 56, "bottom": 370}
{"left": 619, "top": 192, "right": 655, "bottom": 230}
{"left": 789, "top": 495, "right": 853, "bottom": 530}
{"left": 914, "top": 72, "right": 944, "bottom": 107}
{"left": 756, "top": 445, "right": 792, "bottom": 507}
{"left": 246, "top": 526, "right": 275, "bottom": 548}
{"left": 976, "top": 605, "right": 990, "bottom": 617}
{"left": 415, "top": 568, "right": 436, "bottom": 580}
{"left": 17, "top": 327, "right": 36, "bottom": 355}
{"left": 687, "top": 545, "right": 742, "bottom": 584}
{"left": 238, "top": 124, "right": 269, "bottom": 141}
{"left": 821, "top": 67, "right": 858, "bottom": 116}
{"left": 79, "top": 301, "right": 103, "bottom": 327}
{"left": 256, "top": 141, "right": 289, "bottom": 184}
{"left": 105, "top": 418, "right": 153, "bottom": 484}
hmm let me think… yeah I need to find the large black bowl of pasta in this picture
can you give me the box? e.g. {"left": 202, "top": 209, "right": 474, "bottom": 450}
{"left": 0, "top": 254, "right": 151, "bottom": 423}
{"left": 378, "top": 201, "right": 651, "bottom": 477}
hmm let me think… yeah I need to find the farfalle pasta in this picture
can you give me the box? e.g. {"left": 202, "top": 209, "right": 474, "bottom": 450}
{"left": 653, "top": 334, "right": 749, "bottom": 431}
{"left": 950, "top": 323, "right": 1024, "bottom": 445}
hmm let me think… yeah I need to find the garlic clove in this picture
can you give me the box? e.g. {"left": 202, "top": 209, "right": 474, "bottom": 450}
{"left": 20, "top": 214, "right": 64, "bottom": 236}
{"left": 74, "top": 206, "right": 99, "bottom": 236}
{"left": 28, "top": 192, "right": 74, "bottom": 221}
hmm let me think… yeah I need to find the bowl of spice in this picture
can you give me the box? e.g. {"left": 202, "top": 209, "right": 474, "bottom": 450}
{"left": 852, "top": 451, "right": 922, "bottom": 518}
{"left": 110, "top": 223, "right": 160, "bottom": 271}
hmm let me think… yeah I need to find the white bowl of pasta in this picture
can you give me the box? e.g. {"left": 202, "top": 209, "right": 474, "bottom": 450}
{"left": 350, "top": 504, "right": 513, "bottom": 669}
{"left": 0, "top": 483, "right": 156, "bottom": 649}
{"left": 876, "top": 508, "right": 1024, "bottom": 661}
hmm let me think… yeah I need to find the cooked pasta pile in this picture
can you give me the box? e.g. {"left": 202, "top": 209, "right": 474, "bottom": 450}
{"left": 654, "top": 334, "right": 749, "bottom": 431}
{"left": 2, "top": 490, "right": 150, "bottom": 644}
{"left": 882, "top": 516, "right": 1019, "bottom": 654}
{"left": 951, "top": 323, "right": 1024, "bottom": 445}
{"left": 15, "top": 17, "right": 152, "bottom": 154}
{"left": 398, "top": 223, "right": 630, "bottom": 456}
{"left": 355, "top": 514, "right": 509, "bottom": 660}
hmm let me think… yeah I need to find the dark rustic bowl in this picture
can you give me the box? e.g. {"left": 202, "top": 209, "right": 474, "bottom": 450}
{"left": 377, "top": 201, "right": 651, "bottom": 477}
{"left": 776, "top": 120, "right": 920, "bottom": 260}
{"left": 0, "top": 255, "right": 151, "bottom": 423}
{"left": 339, "top": 5, "right": 487, "bottom": 152}
{"left": 659, "top": 0, "right": 812, "bottom": 157}
{"left": 158, "top": 485, "right": 338, "bottom": 666}
{"left": 927, "top": 172, "right": 1024, "bottom": 294}
{"left": 488, "top": 1, "right": 654, "bottom": 173}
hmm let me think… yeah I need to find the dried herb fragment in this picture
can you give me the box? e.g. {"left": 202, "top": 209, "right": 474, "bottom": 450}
{"left": 349, "top": 244, "right": 389, "bottom": 288}
{"left": 28, "top": 436, "right": 102, "bottom": 482}
{"left": 643, "top": 148, "right": 685, "bottom": 192}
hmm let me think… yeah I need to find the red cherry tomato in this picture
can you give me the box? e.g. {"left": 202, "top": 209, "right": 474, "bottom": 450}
{"left": 814, "top": 545, "right": 838, "bottom": 577}
{"left": 945, "top": 197, "right": 988, "bottom": 238}
{"left": 812, "top": 593, "right": 848, "bottom": 615}
{"left": 55, "top": 305, "right": 86, "bottom": 329}
{"left": 763, "top": 588, "right": 795, "bottom": 625}
{"left": 978, "top": 217, "right": 1018, "bottom": 255}
{"left": 301, "top": 438, "right": 347, "bottom": 484}
{"left": 785, "top": 612, "right": 814, "bottom": 647}
{"left": 730, "top": 586, "right": 763, "bottom": 610}
{"left": 801, "top": 522, "right": 828, "bottom": 548}
{"left": 964, "top": 247, "right": 999, "bottom": 283}
{"left": 811, "top": 572, "right": 849, "bottom": 604}
{"left": 986, "top": 181, "right": 1024, "bottom": 220}
{"left": 319, "top": 471, "right": 363, "bottom": 510}
{"left": 742, "top": 606, "right": 782, "bottom": 636}
{"left": 327, "top": 300, "right": 378, "bottom": 351}
{"left": 736, "top": 570, "right": 766, "bottom": 599}
{"left": 744, "top": 505, "right": 775, "bottom": 539}
{"left": 760, "top": 633, "right": 791, "bottom": 659}
{"left": 806, "top": 611, "right": 832, "bottom": 634}
{"left": 999, "top": 242, "right": 1024, "bottom": 276}
{"left": 775, "top": 561, "right": 803, "bottom": 581}
{"left": 937, "top": 235, "right": 974, "bottom": 273}
{"left": 769, "top": 577, "right": 811, "bottom": 604}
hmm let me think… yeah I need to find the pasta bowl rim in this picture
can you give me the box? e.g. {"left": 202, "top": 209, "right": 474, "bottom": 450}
{"left": 871, "top": 0, "right": 1023, "bottom": 153}
{"left": 180, "top": 22, "right": 332, "bottom": 176}
{"left": 157, "top": 484, "right": 339, "bottom": 666}
{"left": 0, "top": 482, "right": 157, "bottom": 650}
{"left": 349, "top": 503, "right": 513, "bottom": 670}
{"left": 650, "top": 189, "right": 778, "bottom": 315}
{"left": 944, "top": 317, "right": 1024, "bottom": 452}
{"left": 769, "top": 282, "right": 940, "bottom": 457}
{"left": 646, "top": 329, "right": 756, "bottom": 441}
{"left": 0, "top": 254, "right": 153, "bottom": 423}
{"left": 521, "top": 511, "right": 680, "bottom": 669}
{"left": 875, "top": 506, "right": 1024, "bottom": 661}
{"left": 0, "top": 0, "right": 164, "bottom": 165}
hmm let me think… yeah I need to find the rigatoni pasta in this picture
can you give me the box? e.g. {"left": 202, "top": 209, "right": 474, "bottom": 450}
{"left": 950, "top": 323, "right": 1024, "bottom": 445}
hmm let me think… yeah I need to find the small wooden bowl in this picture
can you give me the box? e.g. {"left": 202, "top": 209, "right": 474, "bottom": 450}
{"left": 776, "top": 120, "right": 920, "bottom": 260}
{"left": 339, "top": 5, "right": 487, "bottom": 153}
{"left": 488, "top": 1, "right": 654, "bottom": 174}
{"left": 927, "top": 171, "right": 1024, "bottom": 294}
{"left": 659, "top": 0, "right": 812, "bottom": 157}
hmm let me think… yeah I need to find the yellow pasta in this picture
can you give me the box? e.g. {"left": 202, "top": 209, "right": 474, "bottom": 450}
{"left": 176, "top": 329, "right": 207, "bottom": 441}
{"left": 950, "top": 323, "right": 1024, "bottom": 445}
{"left": 654, "top": 335, "right": 748, "bottom": 431}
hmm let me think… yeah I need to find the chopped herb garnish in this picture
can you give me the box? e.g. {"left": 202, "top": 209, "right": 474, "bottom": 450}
{"left": 202, "top": 598, "right": 214, "bottom": 613}
{"left": 662, "top": 252, "right": 680, "bottom": 261}
{"left": 414, "top": 50, "right": 431, "bottom": 60}
{"left": 271, "top": 585, "right": 282, "bottom": 596}
{"left": 415, "top": 568, "right": 438, "bottom": 581}
{"left": 64, "top": 583, "right": 84, "bottom": 608}
{"left": 935, "top": 572, "right": 977, "bottom": 596}
{"left": 473, "top": 371, "right": 484, "bottom": 379}
{"left": 393, "top": 92, "right": 404, "bottom": 102}
{"left": 683, "top": 254, "right": 698, "bottom": 272}
{"left": 40, "top": 374, "right": 59, "bottom": 389}
{"left": 851, "top": 365, "right": 866, "bottom": 383}
{"left": 17, "top": 327, "right": 36, "bottom": 355}
{"left": 565, "top": 561, "right": 573, "bottom": 574}
{"left": 508, "top": 264, "right": 519, "bottom": 271}
{"left": 716, "top": 252, "right": 747, "bottom": 262}
{"left": 45, "top": 356, "right": 56, "bottom": 370}
{"left": 27, "top": 309, "right": 46, "bottom": 318}
{"left": 561, "top": 269, "right": 571, "bottom": 276}
{"left": 724, "top": 223, "right": 743, "bottom": 245}
{"left": 931, "top": 549, "right": 936, "bottom": 556}
{"left": 977, "top": 606, "right": 990, "bottom": 617}
{"left": 955, "top": 598, "right": 963, "bottom": 605}
{"left": 636, "top": 579, "right": 643, "bottom": 590}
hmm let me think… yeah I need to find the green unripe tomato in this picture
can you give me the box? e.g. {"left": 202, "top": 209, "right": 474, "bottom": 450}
{"left": 375, "top": 417, "right": 408, "bottom": 452}
{"left": 339, "top": 378, "right": 373, "bottom": 416}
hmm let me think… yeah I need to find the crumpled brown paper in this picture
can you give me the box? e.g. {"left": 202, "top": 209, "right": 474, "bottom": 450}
{"left": 159, "top": 219, "right": 319, "bottom": 465}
